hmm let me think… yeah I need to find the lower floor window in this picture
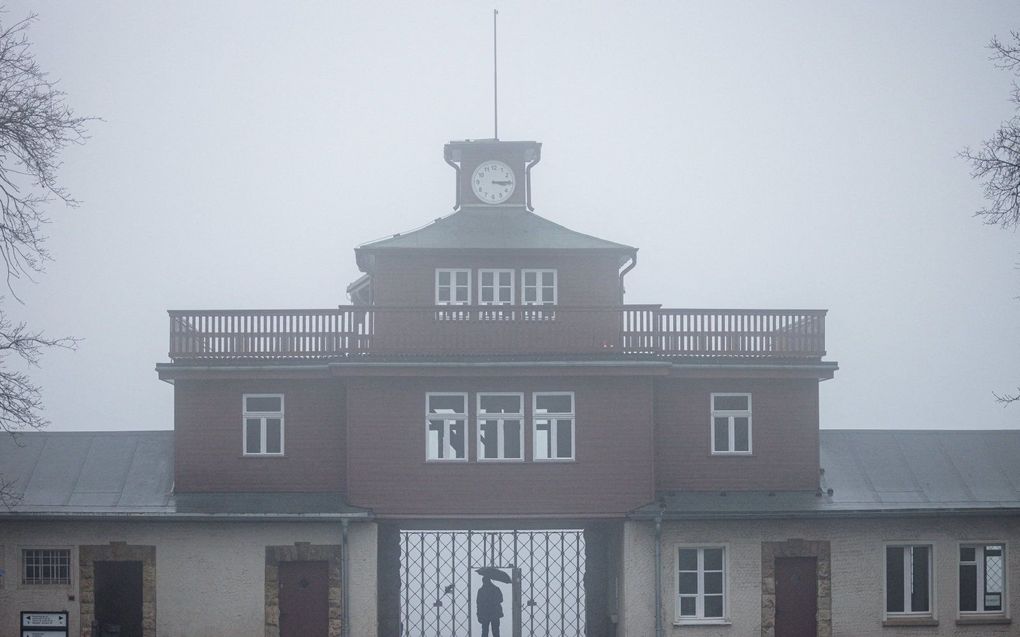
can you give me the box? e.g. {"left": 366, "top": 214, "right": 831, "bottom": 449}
{"left": 886, "top": 544, "right": 932, "bottom": 615}
{"left": 960, "top": 544, "right": 1005, "bottom": 613}
{"left": 22, "top": 548, "right": 71, "bottom": 585}
{"left": 677, "top": 546, "right": 726, "bottom": 621}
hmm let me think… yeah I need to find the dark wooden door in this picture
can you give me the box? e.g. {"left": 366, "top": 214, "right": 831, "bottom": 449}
{"left": 95, "top": 560, "right": 143, "bottom": 637}
{"left": 279, "top": 560, "right": 329, "bottom": 637}
{"left": 775, "top": 557, "right": 817, "bottom": 637}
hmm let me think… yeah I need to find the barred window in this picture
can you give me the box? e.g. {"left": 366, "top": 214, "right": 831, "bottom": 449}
{"left": 22, "top": 549, "right": 71, "bottom": 585}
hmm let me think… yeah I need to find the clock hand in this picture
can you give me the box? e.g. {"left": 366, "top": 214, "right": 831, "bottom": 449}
{"left": 491, "top": 180, "right": 512, "bottom": 186}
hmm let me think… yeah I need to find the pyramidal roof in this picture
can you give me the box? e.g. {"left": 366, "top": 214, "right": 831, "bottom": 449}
{"left": 357, "top": 206, "right": 635, "bottom": 253}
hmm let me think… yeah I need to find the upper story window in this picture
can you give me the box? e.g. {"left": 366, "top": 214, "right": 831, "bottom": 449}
{"left": 477, "top": 393, "right": 524, "bottom": 461}
{"left": 677, "top": 546, "right": 726, "bottom": 623}
{"left": 885, "top": 544, "right": 933, "bottom": 617}
{"left": 960, "top": 544, "right": 1005, "bottom": 615}
{"left": 533, "top": 392, "right": 575, "bottom": 461}
{"left": 243, "top": 394, "right": 284, "bottom": 455}
{"left": 478, "top": 269, "right": 514, "bottom": 305}
{"left": 22, "top": 548, "right": 71, "bottom": 585}
{"left": 711, "top": 393, "right": 751, "bottom": 455}
{"left": 426, "top": 393, "right": 467, "bottom": 461}
{"left": 522, "top": 269, "right": 557, "bottom": 305}
{"left": 436, "top": 269, "right": 471, "bottom": 305}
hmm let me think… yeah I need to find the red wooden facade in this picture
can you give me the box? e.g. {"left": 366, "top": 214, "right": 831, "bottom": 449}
{"left": 159, "top": 138, "right": 837, "bottom": 517}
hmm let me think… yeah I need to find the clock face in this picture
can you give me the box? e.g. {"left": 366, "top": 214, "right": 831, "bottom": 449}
{"left": 471, "top": 160, "right": 516, "bottom": 204}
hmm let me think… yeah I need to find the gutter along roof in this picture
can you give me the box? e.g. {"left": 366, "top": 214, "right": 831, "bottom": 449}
{"left": 0, "top": 431, "right": 368, "bottom": 520}
{"left": 632, "top": 429, "right": 1020, "bottom": 519}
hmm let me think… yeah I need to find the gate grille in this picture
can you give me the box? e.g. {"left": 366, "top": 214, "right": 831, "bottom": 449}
{"left": 400, "top": 529, "right": 586, "bottom": 637}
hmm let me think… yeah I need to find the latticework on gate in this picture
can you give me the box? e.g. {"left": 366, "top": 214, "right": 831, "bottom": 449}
{"left": 399, "top": 529, "right": 586, "bottom": 637}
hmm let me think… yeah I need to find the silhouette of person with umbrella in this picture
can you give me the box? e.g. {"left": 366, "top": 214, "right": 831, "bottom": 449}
{"left": 476, "top": 567, "right": 508, "bottom": 637}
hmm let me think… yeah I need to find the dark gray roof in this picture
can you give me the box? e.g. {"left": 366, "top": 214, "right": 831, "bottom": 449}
{"left": 357, "top": 206, "right": 636, "bottom": 253}
{"left": 0, "top": 431, "right": 368, "bottom": 519}
{"left": 633, "top": 429, "right": 1020, "bottom": 519}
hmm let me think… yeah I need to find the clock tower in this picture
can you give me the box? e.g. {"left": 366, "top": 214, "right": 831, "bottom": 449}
{"left": 444, "top": 139, "right": 542, "bottom": 210}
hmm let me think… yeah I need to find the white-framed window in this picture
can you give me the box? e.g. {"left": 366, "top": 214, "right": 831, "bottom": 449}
{"left": 676, "top": 546, "right": 727, "bottom": 622}
{"left": 959, "top": 543, "right": 1006, "bottom": 615}
{"left": 426, "top": 393, "right": 468, "bottom": 461}
{"left": 710, "top": 393, "right": 751, "bottom": 454}
{"left": 533, "top": 392, "right": 575, "bottom": 461}
{"left": 885, "top": 544, "right": 934, "bottom": 617}
{"left": 436, "top": 269, "right": 471, "bottom": 305}
{"left": 22, "top": 548, "right": 71, "bottom": 585}
{"left": 477, "top": 393, "right": 524, "bottom": 461}
{"left": 243, "top": 394, "right": 284, "bottom": 456}
{"left": 522, "top": 269, "right": 557, "bottom": 305}
{"left": 478, "top": 269, "right": 514, "bottom": 305}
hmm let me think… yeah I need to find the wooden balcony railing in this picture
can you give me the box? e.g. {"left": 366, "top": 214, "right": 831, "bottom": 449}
{"left": 168, "top": 306, "right": 826, "bottom": 361}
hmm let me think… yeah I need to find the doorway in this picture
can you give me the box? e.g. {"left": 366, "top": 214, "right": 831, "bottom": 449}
{"left": 279, "top": 560, "right": 330, "bottom": 637}
{"left": 94, "top": 560, "right": 143, "bottom": 637}
{"left": 774, "top": 557, "right": 817, "bottom": 637}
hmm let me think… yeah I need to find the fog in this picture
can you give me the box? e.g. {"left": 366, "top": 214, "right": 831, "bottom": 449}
{"left": 4, "top": 1, "right": 1018, "bottom": 432}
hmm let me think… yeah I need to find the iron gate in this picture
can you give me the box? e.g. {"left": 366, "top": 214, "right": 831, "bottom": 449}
{"left": 400, "top": 529, "right": 586, "bottom": 637}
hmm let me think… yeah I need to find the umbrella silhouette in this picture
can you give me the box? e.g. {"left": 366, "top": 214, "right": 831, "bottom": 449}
{"left": 476, "top": 567, "right": 512, "bottom": 583}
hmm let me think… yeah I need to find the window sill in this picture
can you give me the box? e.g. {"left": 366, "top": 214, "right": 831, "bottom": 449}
{"left": 710, "top": 452, "right": 753, "bottom": 457}
{"left": 476, "top": 458, "right": 526, "bottom": 463}
{"left": 882, "top": 617, "right": 938, "bottom": 627}
{"left": 956, "top": 615, "right": 1010, "bottom": 626}
{"left": 533, "top": 458, "right": 575, "bottom": 463}
{"left": 673, "top": 619, "right": 731, "bottom": 627}
{"left": 241, "top": 454, "right": 286, "bottom": 458}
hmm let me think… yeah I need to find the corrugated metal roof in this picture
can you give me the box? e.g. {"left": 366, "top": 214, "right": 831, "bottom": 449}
{"left": 634, "top": 430, "right": 1020, "bottom": 518}
{"left": 357, "top": 206, "right": 636, "bottom": 252}
{"left": 0, "top": 431, "right": 368, "bottom": 518}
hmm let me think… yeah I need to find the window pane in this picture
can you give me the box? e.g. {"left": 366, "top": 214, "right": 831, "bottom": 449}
{"left": 265, "top": 418, "right": 282, "bottom": 453}
{"left": 480, "top": 420, "right": 499, "bottom": 459}
{"left": 704, "top": 571, "right": 723, "bottom": 595}
{"left": 504, "top": 420, "right": 521, "bottom": 458}
{"left": 455, "top": 287, "right": 468, "bottom": 302}
{"left": 498, "top": 288, "right": 511, "bottom": 303}
{"left": 886, "top": 547, "right": 904, "bottom": 613}
{"left": 542, "top": 271, "right": 555, "bottom": 286}
{"left": 448, "top": 421, "right": 465, "bottom": 458}
{"left": 535, "top": 421, "right": 551, "bottom": 459}
{"left": 960, "top": 547, "right": 976, "bottom": 562}
{"left": 245, "top": 419, "right": 262, "bottom": 453}
{"left": 524, "top": 288, "right": 537, "bottom": 303}
{"left": 713, "top": 418, "right": 729, "bottom": 452}
{"left": 429, "top": 395, "right": 465, "bottom": 415}
{"left": 482, "top": 271, "right": 494, "bottom": 286}
{"left": 454, "top": 271, "right": 468, "bottom": 285}
{"left": 556, "top": 419, "right": 573, "bottom": 458}
{"left": 713, "top": 395, "right": 748, "bottom": 411}
{"left": 427, "top": 420, "right": 444, "bottom": 459}
{"left": 438, "top": 271, "right": 450, "bottom": 285}
{"left": 985, "top": 547, "right": 1004, "bottom": 610}
{"left": 481, "top": 288, "right": 494, "bottom": 302}
{"left": 541, "top": 288, "right": 555, "bottom": 303}
{"left": 498, "top": 271, "right": 511, "bottom": 286}
{"left": 524, "top": 271, "right": 536, "bottom": 286}
{"left": 704, "top": 549, "right": 723, "bottom": 571}
{"left": 536, "top": 394, "right": 572, "bottom": 414}
{"left": 678, "top": 549, "right": 698, "bottom": 571}
{"left": 480, "top": 394, "right": 521, "bottom": 414}
{"left": 704, "top": 595, "right": 723, "bottom": 618}
{"left": 678, "top": 572, "right": 698, "bottom": 594}
{"left": 959, "top": 564, "right": 977, "bottom": 611}
{"left": 679, "top": 596, "right": 696, "bottom": 616}
{"left": 246, "top": 396, "right": 281, "bottom": 412}
{"left": 438, "top": 288, "right": 451, "bottom": 302}
{"left": 734, "top": 418, "right": 749, "bottom": 451}
{"left": 911, "top": 546, "right": 929, "bottom": 613}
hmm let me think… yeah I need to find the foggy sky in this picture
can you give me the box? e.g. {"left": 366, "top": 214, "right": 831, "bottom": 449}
{"left": 4, "top": 1, "right": 1019, "bottom": 432}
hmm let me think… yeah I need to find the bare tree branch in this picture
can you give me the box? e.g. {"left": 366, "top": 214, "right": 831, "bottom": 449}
{"left": 961, "top": 32, "right": 1020, "bottom": 230}
{"left": 0, "top": 10, "right": 91, "bottom": 502}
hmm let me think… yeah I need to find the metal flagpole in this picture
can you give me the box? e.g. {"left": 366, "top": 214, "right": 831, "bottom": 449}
{"left": 493, "top": 9, "right": 498, "bottom": 140}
